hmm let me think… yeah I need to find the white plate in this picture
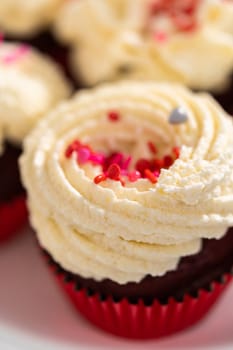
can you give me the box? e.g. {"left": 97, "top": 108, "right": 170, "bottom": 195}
{"left": 0, "top": 227, "right": 233, "bottom": 350}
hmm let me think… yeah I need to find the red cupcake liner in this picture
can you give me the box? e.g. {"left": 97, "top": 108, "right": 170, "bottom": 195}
{"left": 0, "top": 195, "right": 28, "bottom": 243}
{"left": 46, "top": 256, "right": 233, "bottom": 339}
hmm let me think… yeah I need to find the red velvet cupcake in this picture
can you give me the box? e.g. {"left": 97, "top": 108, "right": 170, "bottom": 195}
{"left": 0, "top": 40, "right": 71, "bottom": 242}
{"left": 54, "top": 0, "right": 233, "bottom": 113}
{"left": 21, "top": 82, "right": 233, "bottom": 338}
{"left": 0, "top": 0, "right": 64, "bottom": 39}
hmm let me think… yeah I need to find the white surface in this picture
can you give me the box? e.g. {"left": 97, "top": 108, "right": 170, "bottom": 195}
{"left": 0, "top": 227, "right": 233, "bottom": 350}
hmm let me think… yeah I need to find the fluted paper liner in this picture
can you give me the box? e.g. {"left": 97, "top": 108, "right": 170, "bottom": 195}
{"left": 0, "top": 196, "right": 27, "bottom": 242}
{"left": 45, "top": 255, "right": 233, "bottom": 339}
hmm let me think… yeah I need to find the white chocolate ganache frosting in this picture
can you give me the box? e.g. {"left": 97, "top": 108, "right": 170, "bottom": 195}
{"left": 0, "top": 0, "right": 65, "bottom": 37}
{"left": 54, "top": 0, "right": 233, "bottom": 91}
{"left": 0, "top": 42, "right": 71, "bottom": 146}
{"left": 20, "top": 82, "right": 233, "bottom": 284}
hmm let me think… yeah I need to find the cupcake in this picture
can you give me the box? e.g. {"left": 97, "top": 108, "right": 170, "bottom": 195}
{"left": 22, "top": 32, "right": 71, "bottom": 84}
{"left": 0, "top": 0, "right": 65, "bottom": 38}
{"left": 0, "top": 1, "right": 70, "bottom": 83}
{"left": 54, "top": 0, "right": 233, "bottom": 111}
{"left": 0, "top": 41, "right": 71, "bottom": 242}
{"left": 20, "top": 82, "right": 233, "bottom": 339}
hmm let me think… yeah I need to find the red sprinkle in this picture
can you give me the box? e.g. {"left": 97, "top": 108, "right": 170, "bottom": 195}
{"left": 65, "top": 139, "right": 180, "bottom": 186}
{"left": 153, "top": 158, "right": 164, "bottom": 170}
{"left": 149, "top": 0, "right": 165, "bottom": 13}
{"left": 144, "top": 169, "right": 158, "bottom": 184}
{"left": 149, "top": 0, "right": 200, "bottom": 33}
{"left": 163, "top": 155, "right": 173, "bottom": 168}
{"left": 108, "top": 111, "right": 120, "bottom": 122}
{"left": 94, "top": 174, "right": 107, "bottom": 184}
{"left": 173, "top": 146, "right": 180, "bottom": 159}
{"left": 106, "top": 163, "right": 121, "bottom": 180}
{"left": 171, "top": 12, "right": 197, "bottom": 31}
{"left": 148, "top": 141, "right": 157, "bottom": 154}
{"left": 65, "top": 140, "right": 81, "bottom": 158}
{"left": 136, "top": 158, "right": 152, "bottom": 175}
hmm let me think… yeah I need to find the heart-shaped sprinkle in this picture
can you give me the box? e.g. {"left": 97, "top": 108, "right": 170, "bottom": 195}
{"left": 169, "top": 107, "right": 188, "bottom": 124}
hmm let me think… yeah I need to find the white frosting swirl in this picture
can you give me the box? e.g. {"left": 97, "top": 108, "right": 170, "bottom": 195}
{"left": 20, "top": 82, "right": 233, "bottom": 284}
{"left": 0, "top": 0, "right": 64, "bottom": 37}
{"left": 54, "top": 0, "right": 233, "bottom": 91}
{"left": 0, "top": 42, "right": 71, "bottom": 146}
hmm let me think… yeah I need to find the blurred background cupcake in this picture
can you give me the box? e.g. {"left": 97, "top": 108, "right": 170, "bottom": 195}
{"left": 0, "top": 0, "right": 72, "bottom": 79}
{"left": 20, "top": 82, "right": 233, "bottom": 339}
{"left": 0, "top": 40, "right": 71, "bottom": 242}
{"left": 54, "top": 0, "right": 233, "bottom": 113}
{"left": 0, "top": 0, "right": 64, "bottom": 38}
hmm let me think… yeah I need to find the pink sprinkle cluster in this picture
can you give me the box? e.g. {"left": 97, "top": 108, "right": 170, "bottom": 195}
{"left": 0, "top": 34, "right": 30, "bottom": 64}
{"left": 150, "top": 0, "right": 200, "bottom": 32}
{"left": 65, "top": 134, "right": 180, "bottom": 187}
{"left": 2, "top": 44, "right": 30, "bottom": 64}
{"left": 65, "top": 140, "right": 105, "bottom": 165}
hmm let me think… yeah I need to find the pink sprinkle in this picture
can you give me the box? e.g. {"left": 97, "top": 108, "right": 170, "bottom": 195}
{"left": 89, "top": 153, "right": 105, "bottom": 165}
{"left": 153, "top": 170, "right": 160, "bottom": 178}
{"left": 128, "top": 171, "right": 141, "bottom": 182}
{"left": 78, "top": 147, "right": 91, "bottom": 164}
{"left": 153, "top": 31, "right": 168, "bottom": 43}
{"left": 2, "top": 44, "right": 30, "bottom": 64}
{"left": 111, "top": 153, "right": 123, "bottom": 165}
{"left": 121, "top": 156, "right": 132, "bottom": 170}
{"left": 120, "top": 169, "right": 128, "bottom": 176}
{"left": 108, "top": 111, "right": 120, "bottom": 122}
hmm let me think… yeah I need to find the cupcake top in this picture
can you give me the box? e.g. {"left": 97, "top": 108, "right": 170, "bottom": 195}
{"left": 21, "top": 82, "right": 233, "bottom": 284}
{"left": 55, "top": 0, "right": 233, "bottom": 91}
{"left": 0, "top": 41, "right": 71, "bottom": 147}
{"left": 0, "top": 0, "right": 64, "bottom": 37}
